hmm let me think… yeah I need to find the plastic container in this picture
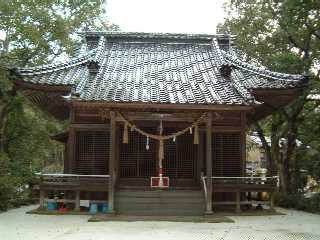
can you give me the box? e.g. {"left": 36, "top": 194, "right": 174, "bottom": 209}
{"left": 89, "top": 203, "right": 98, "bottom": 214}
{"left": 100, "top": 203, "right": 108, "bottom": 213}
{"left": 47, "top": 202, "right": 57, "bottom": 211}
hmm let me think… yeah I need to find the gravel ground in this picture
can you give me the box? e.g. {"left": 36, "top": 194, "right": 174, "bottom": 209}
{"left": 1, "top": 205, "right": 320, "bottom": 240}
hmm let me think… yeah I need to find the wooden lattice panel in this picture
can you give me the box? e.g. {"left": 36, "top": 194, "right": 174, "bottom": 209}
{"left": 119, "top": 127, "right": 157, "bottom": 178}
{"left": 212, "top": 133, "right": 241, "bottom": 177}
{"left": 75, "top": 131, "right": 109, "bottom": 175}
{"left": 119, "top": 126, "right": 197, "bottom": 179}
{"left": 163, "top": 129, "right": 197, "bottom": 179}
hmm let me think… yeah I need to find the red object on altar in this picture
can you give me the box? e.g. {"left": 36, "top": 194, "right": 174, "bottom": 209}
{"left": 150, "top": 177, "right": 169, "bottom": 188}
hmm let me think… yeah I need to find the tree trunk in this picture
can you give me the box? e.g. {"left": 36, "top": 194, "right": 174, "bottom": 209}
{"left": 253, "top": 120, "right": 272, "bottom": 175}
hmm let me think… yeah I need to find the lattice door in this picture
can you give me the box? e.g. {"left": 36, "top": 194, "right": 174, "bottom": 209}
{"left": 119, "top": 127, "right": 157, "bottom": 178}
{"left": 75, "top": 131, "right": 109, "bottom": 175}
{"left": 212, "top": 132, "right": 241, "bottom": 177}
{"left": 163, "top": 128, "right": 197, "bottom": 179}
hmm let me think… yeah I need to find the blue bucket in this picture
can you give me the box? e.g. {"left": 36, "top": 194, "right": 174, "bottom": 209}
{"left": 47, "top": 202, "right": 57, "bottom": 211}
{"left": 100, "top": 203, "right": 108, "bottom": 213}
{"left": 89, "top": 203, "right": 98, "bottom": 214}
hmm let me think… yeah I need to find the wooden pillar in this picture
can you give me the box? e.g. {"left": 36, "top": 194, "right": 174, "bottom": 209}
{"left": 236, "top": 191, "right": 241, "bottom": 213}
{"left": 68, "top": 108, "right": 76, "bottom": 173}
{"left": 240, "top": 112, "right": 247, "bottom": 176}
{"left": 39, "top": 189, "right": 45, "bottom": 209}
{"left": 108, "top": 111, "right": 116, "bottom": 213}
{"left": 239, "top": 112, "right": 247, "bottom": 209}
{"left": 75, "top": 190, "right": 80, "bottom": 211}
{"left": 269, "top": 191, "right": 275, "bottom": 211}
{"left": 68, "top": 127, "right": 76, "bottom": 173}
{"left": 197, "top": 131, "right": 204, "bottom": 182}
{"left": 205, "top": 112, "right": 213, "bottom": 214}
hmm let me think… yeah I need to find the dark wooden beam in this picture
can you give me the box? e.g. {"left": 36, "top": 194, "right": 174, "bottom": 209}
{"left": 108, "top": 111, "right": 116, "bottom": 213}
{"left": 252, "top": 87, "right": 303, "bottom": 96}
{"left": 67, "top": 127, "right": 76, "bottom": 174}
{"left": 71, "top": 100, "right": 254, "bottom": 112}
{"left": 67, "top": 108, "right": 76, "bottom": 173}
{"left": 205, "top": 112, "right": 213, "bottom": 214}
{"left": 71, "top": 123, "right": 110, "bottom": 129}
{"left": 197, "top": 132, "right": 204, "bottom": 182}
{"left": 240, "top": 112, "right": 247, "bottom": 176}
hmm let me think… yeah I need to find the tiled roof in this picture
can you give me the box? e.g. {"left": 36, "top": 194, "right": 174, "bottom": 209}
{"left": 13, "top": 32, "right": 306, "bottom": 106}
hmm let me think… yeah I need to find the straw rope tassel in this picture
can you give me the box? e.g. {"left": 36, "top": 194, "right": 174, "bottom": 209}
{"left": 193, "top": 124, "right": 199, "bottom": 144}
{"left": 123, "top": 122, "right": 129, "bottom": 144}
{"left": 159, "top": 139, "right": 164, "bottom": 161}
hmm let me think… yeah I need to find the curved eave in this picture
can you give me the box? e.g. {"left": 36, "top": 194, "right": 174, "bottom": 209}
{"left": 69, "top": 99, "right": 256, "bottom": 112}
{"left": 16, "top": 50, "right": 96, "bottom": 76}
{"left": 251, "top": 87, "right": 304, "bottom": 120}
{"left": 222, "top": 50, "right": 304, "bottom": 83}
{"left": 12, "top": 79, "right": 71, "bottom": 120}
{"left": 251, "top": 87, "right": 304, "bottom": 95}
{"left": 14, "top": 79, "right": 72, "bottom": 93}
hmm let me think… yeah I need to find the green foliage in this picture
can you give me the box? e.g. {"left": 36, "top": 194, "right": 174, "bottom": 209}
{"left": 0, "top": 153, "right": 15, "bottom": 210}
{"left": 276, "top": 192, "right": 320, "bottom": 213}
{"left": 0, "top": 0, "right": 118, "bottom": 65}
{"left": 220, "top": 0, "right": 320, "bottom": 193}
{"left": 0, "top": 0, "right": 118, "bottom": 210}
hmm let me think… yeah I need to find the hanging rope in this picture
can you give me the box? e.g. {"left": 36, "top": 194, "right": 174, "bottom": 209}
{"left": 193, "top": 124, "right": 199, "bottom": 144}
{"left": 122, "top": 122, "right": 129, "bottom": 144}
{"left": 117, "top": 111, "right": 208, "bottom": 142}
{"left": 117, "top": 111, "right": 208, "bottom": 180}
{"left": 159, "top": 139, "right": 164, "bottom": 161}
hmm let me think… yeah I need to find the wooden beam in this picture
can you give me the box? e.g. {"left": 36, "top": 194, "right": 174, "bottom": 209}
{"left": 240, "top": 112, "right": 247, "bottom": 176}
{"left": 71, "top": 123, "right": 110, "bottom": 129}
{"left": 202, "top": 126, "right": 243, "bottom": 132}
{"left": 75, "top": 190, "right": 80, "bottom": 212}
{"left": 270, "top": 191, "right": 275, "bottom": 211}
{"left": 252, "top": 87, "right": 303, "bottom": 96}
{"left": 197, "top": 132, "right": 204, "bottom": 181}
{"left": 71, "top": 100, "right": 254, "bottom": 112}
{"left": 108, "top": 111, "right": 116, "bottom": 213}
{"left": 39, "top": 189, "right": 45, "bottom": 209}
{"left": 205, "top": 112, "right": 213, "bottom": 214}
{"left": 236, "top": 191, "right": 241, "bottom": 213}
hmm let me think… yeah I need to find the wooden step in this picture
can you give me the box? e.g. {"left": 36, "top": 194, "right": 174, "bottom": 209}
{"left": 115, "top": 189, "right": 205, "bottom": 216}
{"left": 115, "top": 189, "right": 203, "bottom": 198}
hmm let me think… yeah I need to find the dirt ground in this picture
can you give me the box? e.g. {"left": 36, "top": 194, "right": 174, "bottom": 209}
{"left": 1, "top": 205, "right": 320, "bottom": 240}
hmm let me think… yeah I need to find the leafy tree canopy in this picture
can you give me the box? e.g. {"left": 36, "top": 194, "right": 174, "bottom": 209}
{"left": 219, "top": 0, "right": 320, "bottom": 192}
{"left": 0, "top": 0, "right": 119, "bottom": 210}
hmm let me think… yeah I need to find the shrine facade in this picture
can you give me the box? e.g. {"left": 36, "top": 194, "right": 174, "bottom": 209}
{"left": 10, "top": 32, "right": 306, "bottom": 215}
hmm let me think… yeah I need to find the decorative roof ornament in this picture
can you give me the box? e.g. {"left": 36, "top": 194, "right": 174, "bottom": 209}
{"left": 86, "top": 60, "right": 100, "bottom": 74}
{"left": 220, "top": 64, "right": 233, "bottom": 79}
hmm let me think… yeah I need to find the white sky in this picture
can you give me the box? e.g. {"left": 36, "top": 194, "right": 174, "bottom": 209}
{"left": 106, "top": 0, "right": 226, "bottom": 34}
